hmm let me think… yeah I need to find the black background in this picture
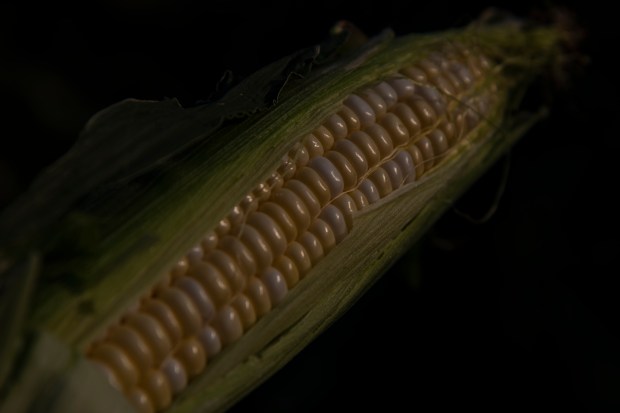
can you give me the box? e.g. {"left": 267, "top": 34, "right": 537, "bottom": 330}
{"left": 1, "top": 1, "right": 618, "bottom": 411}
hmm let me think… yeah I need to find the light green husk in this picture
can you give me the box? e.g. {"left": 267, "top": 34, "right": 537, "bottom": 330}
{"left": 0, "top": 17, "right": 561, "bottom": 413}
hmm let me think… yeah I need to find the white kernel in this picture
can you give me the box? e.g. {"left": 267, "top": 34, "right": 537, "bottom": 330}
{"left": 174, "top": 276, "right": 215, "bottom": 322}
{"left": 313, "top": 125, "right": 335, "bottom": 150}
{"left": 369, "top": 167, "right": 393, "bottom": 198}
{"left": 416, "top": 136, "right": 436, "bottom": 169}
{"left": 153, "top": 273, "right": 172, "bottom": 296}
{"left": 207, "top": 250, "right": 246, "bottom": 292}
{"left": 382, "top": 160, "right": 405, "bottom": 190}
{"left": 215, "top": 217, "right": 230, "bottom": 237}
{"left": 170, "top": 258, "right": 188, "bottom": 278}
{"left": 261, "top": 267, "right": 288, "bottom": 305}
{"left": 201, "top": 231, "right": 219, "bottom": 252}
{"left": 319, "top": 204, "right": 349, "bottom": 243}
{"left": 303, "top": 134, "right": 324, "bottom": 158}
{"left": 272, "top": 188, "right": 311, "bottom": 232}
{"left": 393, "top": 150, "right": 416, "bottom": 184}
{"left": 415, "top": 85, "right": 447, "bottom": 116}
{"left": 267, "top": 172, "right": 284, "bottom": 192}
{"left": 359, "top": 88, "right": 387, "bottom": 118}
{"left": 443, "top": 68, "right": 465, "bottom": 92}
{"left": 350, "top": 189, "right": 369, "bottom": 210}
{"left": 259, "top": 201, "right": 298, "bottom": 242}
{"left": 124, "top": 312, "right": 171, "bottom": 364}
{"left": 439, "top": 120, "right": 456, "bottom": 145}
{"left": 161, "top": 357, "right": 187, "bottom": 395}
{"left": 350, "top": 130, "right": 381, "bottom": 167}
{"left": 186, "top": 245, "right": 204, "bottom": 266}
{"left": 380, "top": 112, "right": 411, "bottom": 146}
{"left": 374, "top": 81, "right": 398, "bottom": 108}
{"left": 218, "top": 235, "right": 257, "bottom": 277}
{"left": 309, "top": 218, "right": 337, "bottom": 254}
{"left": 247, "top": 211, "right": 287, "bottom": 258}
{"left": 253, "top": 181, "right": 271, "bottom": 202}
{"left": 278, "top": 159, "right": 296, "bottom": 183}
{"left": 408, "top": 97, "right": 437, "bottom": 127}
{"left": 324, "top": 113, "right": 348, "bottom": 139}
{"left": 333, "top": 139, "right": 368, "bottom": 177}
{"left": 365, "top": 124, "right": 394, "bottom": 159}
{"left": 400, "top": 66, "right": 427, "bottom": 83}
{"left": 285, "top": 242, "right": 312, "bottom": 277}
{"left": 331, "top": 194, "right": 357, "bottom": 229}
{"left": 338, "top": 106, "right": 361, "bottom": 132}
{"left": 298, "top": 232, "right": 324, "bottom": 264}
{"left": 407, "top": 144, "right": 426, "bottom": 179}
{"left": 240, "top": 193, "right": 258, "bottom": 215}
{"left": 188, "top": 262, "right": 232, "bottom": 307}
{"left": 427, "top": 52, "right": 450, "bottom": 70}
{"left": 239, "top": 225, "right": 273, "bottom": 271}
{"left": 450, "top": 62, "right": 474, "bottom": 87}
{"left": 418, "top": 59, "right": 441, "bottom": 77}
{"left": 157, "top": 287, "right": 202, "bottom": 335}
{"left": 429, "top": 129, "right": 449, "bottom": 160}
{"left": 432, "top": 75, "right": 458, "bottom": 96}
{"left": 142, "top": 299, "right": 183, "bottom": 344}
{"left": 247, "top": 276, "right": 272, "bottom": 316}
{"left": 274, "top": 255, "right": 300, "bottom": 289}
{"left": 392, "top": 103, "right": 422, "bottom": 138}
{"left": 107, "top": 325, "right": 154, "bottom": 371}
{"left": 285, "top": 179, "right": 322, "bottom": 217}
{"left": 215, "top": 305, "right": 244, "bottom": 345}
{"left": 325, "top": 151, "right": 357, "bottom": 191}
{"left": 387, "top": 77, "right": 416, "bottom": 100}
{"left": 198, "top": 325, "right": 222, "bottom": 357}
{"left": 345, "top": 94, "right": 376, "bottom": 128}
{"left": 307, "top": 156, "right": 345, "bottom": 199}
{"left": 288, "top": 143, "right": 310, "bottom": 168}
{"left": 358, "top": 179, "right": 380, "bottom": 204}
{"left": 227, "top": 205, "right": 244, "bottom": 230}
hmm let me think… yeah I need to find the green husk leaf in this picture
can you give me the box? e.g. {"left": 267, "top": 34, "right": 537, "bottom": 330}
{"left": 0, "top": 40, "right": 317, "bottom": 252}
{"left": 0, "top": 254, "right": 38, "bottom": 393}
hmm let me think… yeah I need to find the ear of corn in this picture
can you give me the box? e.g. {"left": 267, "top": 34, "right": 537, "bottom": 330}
{"left": 0, "top": 15, "right": 561, "bottom": 413}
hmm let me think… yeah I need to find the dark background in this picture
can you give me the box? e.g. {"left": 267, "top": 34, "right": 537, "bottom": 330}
{"left": 1, "top": 1, "right": 618, "bottom": 411}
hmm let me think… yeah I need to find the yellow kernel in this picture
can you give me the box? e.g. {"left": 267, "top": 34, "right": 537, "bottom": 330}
{"left": 89, "top": 343, "right": 139, "bottom": 390}
{"left": 232, "top": 294, "right": 257, "bottom": 329}
{"left": 188, "top": 262, "right": 232, "bottom": 307}
{"left": 175, "top": 337, "right": 207, "bottom": 377}
{"left": 140, "top": 370, "right": 172, "bottom": 411}
{"left": 128, "top": 387, "right": 155, "bottom": 413}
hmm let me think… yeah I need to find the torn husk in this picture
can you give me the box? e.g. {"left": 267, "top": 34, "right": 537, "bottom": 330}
{"left": 0, "top": 15, "right": 562, "bottom": 413}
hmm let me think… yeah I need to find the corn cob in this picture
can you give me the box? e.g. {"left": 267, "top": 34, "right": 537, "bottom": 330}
{"left": 0, "top": 16, "right": 562, "bottom": 413}
{"left": 83, "top": 42, "right": 502, "bottom": 413}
